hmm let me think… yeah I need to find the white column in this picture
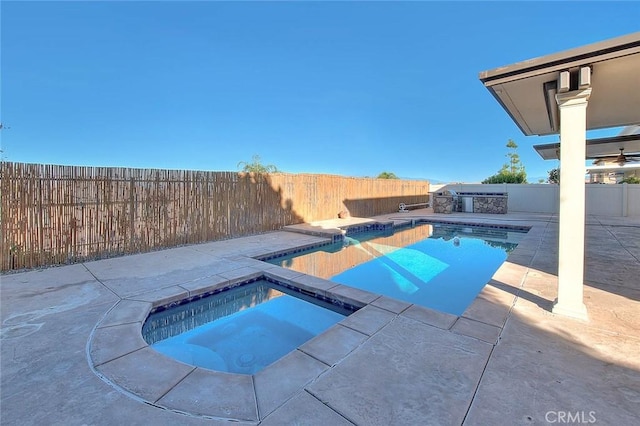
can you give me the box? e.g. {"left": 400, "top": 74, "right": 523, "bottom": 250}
{"left": 552, "top": 88, "right": 591, "bottom": 320}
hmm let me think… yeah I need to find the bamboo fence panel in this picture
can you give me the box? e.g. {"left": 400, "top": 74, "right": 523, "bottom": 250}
{"left": 1, "top": 162, "right": 429, "bottom": 271}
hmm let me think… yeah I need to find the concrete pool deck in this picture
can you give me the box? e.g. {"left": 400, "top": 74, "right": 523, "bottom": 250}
{"left": 1, "top": 211, "right": 639, "bottom": 425}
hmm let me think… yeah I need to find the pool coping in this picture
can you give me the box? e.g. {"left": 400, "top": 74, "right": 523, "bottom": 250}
{"left": 87, "top": 215, "right": 542, "bottom": 423}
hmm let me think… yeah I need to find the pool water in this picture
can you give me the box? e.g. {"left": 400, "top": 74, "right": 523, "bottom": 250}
{"left": 142, "top": 280, "right": 351, "bottom": 375}
{"left": 268, "top": 222, "right": 527, "bottom": 316}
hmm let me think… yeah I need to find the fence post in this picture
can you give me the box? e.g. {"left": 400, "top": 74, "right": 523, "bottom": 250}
{"left": 622, "top": 183, "right": 628, "bottom": 217}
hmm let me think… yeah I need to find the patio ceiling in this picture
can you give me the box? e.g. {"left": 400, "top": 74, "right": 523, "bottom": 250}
{"left": 479, "top": 32, "right": 640, "bottom": 137}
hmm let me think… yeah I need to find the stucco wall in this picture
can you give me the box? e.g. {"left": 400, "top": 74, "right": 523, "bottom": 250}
{"left": 436, "top": 183, "right": 640, "bottom": 217}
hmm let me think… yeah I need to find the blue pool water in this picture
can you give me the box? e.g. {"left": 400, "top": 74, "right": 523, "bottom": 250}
{"left": 142, "top": 279, "right": 351, "bottom": 375}
{"left": 267, "top": 222, "right": 527, "bottom": 315}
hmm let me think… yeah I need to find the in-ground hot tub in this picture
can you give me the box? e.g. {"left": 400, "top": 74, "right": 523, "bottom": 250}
{"left": 142, "top": 277, "right": 358, "bottom": 375}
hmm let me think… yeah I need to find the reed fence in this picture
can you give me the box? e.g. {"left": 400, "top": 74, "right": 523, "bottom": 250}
{"left": 1, "top": 162, "right": 429, "bottom": 271}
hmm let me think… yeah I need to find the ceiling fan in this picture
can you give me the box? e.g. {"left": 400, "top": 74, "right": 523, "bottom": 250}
{"left": 592, "top": 148, "right": 640, "bottom": 166}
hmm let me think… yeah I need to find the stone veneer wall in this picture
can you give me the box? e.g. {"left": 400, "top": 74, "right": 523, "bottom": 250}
{"left": 473, "top": 196, "right": 507, "bottom": 214}
{"left": 433, "top": 194, "right": 507, "bottom": 214}
{"left": 433, "top": 195, "right": 454, "bottom": 214}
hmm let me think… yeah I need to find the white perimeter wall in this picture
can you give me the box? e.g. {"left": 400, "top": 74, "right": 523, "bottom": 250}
{"left": 435, "top": 183, "right": 640, "bottom": 217}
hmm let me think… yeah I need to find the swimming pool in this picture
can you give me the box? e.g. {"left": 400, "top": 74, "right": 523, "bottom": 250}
{"left": 142, "top": 278, "right": 356, "bottom": 374}
{"left": 267, "top": 222, "right": 528, "bottom": 315}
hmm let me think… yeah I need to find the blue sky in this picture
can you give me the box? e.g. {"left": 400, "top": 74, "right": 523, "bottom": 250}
{"left": 2, "top": 1, "right": 639, "bottom": 183}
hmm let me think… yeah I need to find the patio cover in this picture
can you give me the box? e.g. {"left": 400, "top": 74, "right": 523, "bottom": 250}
{"left": 479, "top": 32, "right": 640, "bottom": 136}
{"left": 533, "top": 133, "right": 640, "bottom": 160}
{"left": 479, "top": 32, "right": 640, "bottom": 320}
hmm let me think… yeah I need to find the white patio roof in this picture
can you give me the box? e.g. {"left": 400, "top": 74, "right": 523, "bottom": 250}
{"left": 533, "top": 133, "right": 640, "bottom": 160}
{"left": 479, "top": 32, "right": 640, "bottom": 136}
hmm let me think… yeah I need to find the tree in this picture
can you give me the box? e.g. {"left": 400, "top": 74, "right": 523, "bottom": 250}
{"left": 481, "top": 170, "right": 527, "bottom": 184}
{"left": 377, "top": 171, "right": 398, "bottom": 179}
{"left": 547, "top": 168, "right": 560, "bottom": 184}
{"left": 504, "top": 139, "right": 524, "bottom": 174}
{"left": 482, "top": 139, "right": 527, "bottom": 184}
{"left": 0, "top": 123, "right": 8, "bottom": 162}
{"left": 620, "top": 176, "right": 640, "bottom": 184}
{"left": 237, "top": 155, "right": 278, "bottom": 174}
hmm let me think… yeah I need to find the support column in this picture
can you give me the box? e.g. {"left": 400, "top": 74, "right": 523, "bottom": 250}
{"left": 552, "top": 87, "right": 591, "bottom": 320}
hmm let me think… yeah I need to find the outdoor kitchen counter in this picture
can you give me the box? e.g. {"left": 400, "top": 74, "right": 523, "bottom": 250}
{"left": 433, "top": 191, "right": 508, "bottom": 214}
